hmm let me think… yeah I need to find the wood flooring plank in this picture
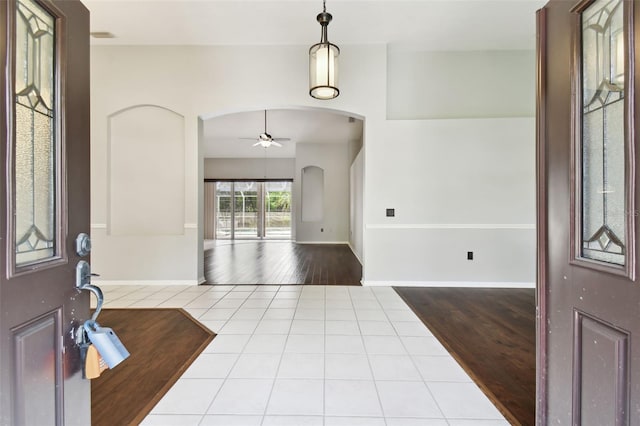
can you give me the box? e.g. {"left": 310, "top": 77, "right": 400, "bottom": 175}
{"left": 204, "top": 241, "right": 362, "bottom": 286}
{"left": 91, "top": 309, "right": 214, "bottom": 426}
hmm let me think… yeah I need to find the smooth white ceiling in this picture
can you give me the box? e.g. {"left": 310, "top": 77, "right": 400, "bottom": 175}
{"left": 85, "top": 0, "right": 545, "bottom": 51}
{"left": 85, "top": 0, "right": 544, "bottom": 159}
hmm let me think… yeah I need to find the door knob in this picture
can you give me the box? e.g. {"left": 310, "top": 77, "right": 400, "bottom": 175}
{"left": 76, "top": 233, "right": 91, "bottom": 257}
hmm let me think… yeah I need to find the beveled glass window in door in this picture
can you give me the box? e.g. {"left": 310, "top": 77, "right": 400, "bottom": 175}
{"left": 14, "top": 0, "right": 58, "bottom": 266}
{"left": 580, "top": 0, "right": 625, "bottom": 265}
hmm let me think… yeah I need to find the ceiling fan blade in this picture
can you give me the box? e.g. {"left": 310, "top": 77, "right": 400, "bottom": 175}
{"left": 271, "top": 141, "right": 283, "bottom": 147}
{"left": 271, "top": 138, "right": 291, "bottom": 142}
{"left": 240, "top": 137, "right": 258, "bottom": 140}
{"left": 252, "top": 141, "right": 262, "bottom": 146}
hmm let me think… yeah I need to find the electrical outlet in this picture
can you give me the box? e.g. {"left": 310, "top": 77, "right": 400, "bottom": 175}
{"left": 467, "top": 251, "right": 473, "bottom": 260}
{"left": 386, "top": 208, "right": 395, "bottom": 217}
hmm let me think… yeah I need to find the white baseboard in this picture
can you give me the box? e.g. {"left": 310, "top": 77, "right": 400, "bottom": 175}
{"left": 363, "top": 280, "right": 536, "bottom": 288}
{"left": 295, "top": 241, "right": 350, "bottom": 245}
{"left": 347, "top": 243, "right": 363, "bottom": 264}
{"left": 93, "top": 280, "right": 201, "bottom": 286}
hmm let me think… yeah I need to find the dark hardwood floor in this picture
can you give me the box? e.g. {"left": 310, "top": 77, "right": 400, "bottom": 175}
{"left": 394, "top": 287, "right": 536, "bottom": 426}
{"left": 204, "top": 240, "right": 362, "bottom": 285}
{"left": 91, "top": 309, "right": 214, "bottom": 426}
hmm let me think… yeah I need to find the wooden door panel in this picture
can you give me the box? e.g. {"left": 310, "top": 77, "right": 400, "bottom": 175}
{"left": 0, "top": 0, "right": 90, "bottom": 424}
{"left": 538, "top": 0, "right": 640, "bottom": 424}
{"left": 13, "top": 309, "right": 63, "bottom": 425}
{"left": 573, "top": 312, "right": 630, "bottom": 425}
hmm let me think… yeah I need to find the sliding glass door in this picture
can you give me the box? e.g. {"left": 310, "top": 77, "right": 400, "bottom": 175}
{"left": 234, "top": 182, "right": 259, "bottom": 239}
{"left": 213, "top": 180, "right": 291, "bottom": 240}
{"left": 215, "top": 182, "right": 232, "bottom": 239}
{"left": 265, "top": 181, "right": 292, "bottom": 238}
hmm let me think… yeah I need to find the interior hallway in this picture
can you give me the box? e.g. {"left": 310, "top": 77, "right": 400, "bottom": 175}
{"left": 99, "top": 284, "right": 508, "bottom": 425}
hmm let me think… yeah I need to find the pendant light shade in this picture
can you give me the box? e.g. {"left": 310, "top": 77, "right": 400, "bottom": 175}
{"left": 309, "top": 2, "right": 340, "bottom": 99}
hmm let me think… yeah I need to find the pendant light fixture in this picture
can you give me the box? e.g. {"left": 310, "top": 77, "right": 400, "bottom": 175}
{"left": 309, "top": 0, "right": 340, "bottom": 99}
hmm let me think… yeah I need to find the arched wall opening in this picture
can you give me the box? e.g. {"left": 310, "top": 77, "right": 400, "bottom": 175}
{"left": 197, "top": 106, "right": 366, "bottom": 284}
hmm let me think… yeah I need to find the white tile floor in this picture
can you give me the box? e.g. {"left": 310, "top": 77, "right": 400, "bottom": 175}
{"left": 96, "top": 284, "right": 509, "bottom": 426}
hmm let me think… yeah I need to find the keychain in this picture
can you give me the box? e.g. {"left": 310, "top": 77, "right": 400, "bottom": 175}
{"left": 85, "top": 344, "right": 109, "bottom": 379}
{"left": 83, "top": 320, "right": 130, "bottom": 369}
{"left": 77, "top": 325, "right": 107, "bottom": 379}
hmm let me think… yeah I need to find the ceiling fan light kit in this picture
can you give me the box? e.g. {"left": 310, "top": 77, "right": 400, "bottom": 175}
{"left": 240, "top": 110, "right": 291, "bottom": 148}
{"left": 309, "top": 0, "right": 340, "bottom": 100}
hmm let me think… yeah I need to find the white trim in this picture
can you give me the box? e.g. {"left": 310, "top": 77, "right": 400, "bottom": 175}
{"left": 366, "top": 223, "right": 536, "bottom": 230}
{"left": 295, "top": 241, "right": 350, "bottom": 245}
{"left": 93, "top": 279, "right": 200, "bottom": 286}
{"left": 363, "top": 280, "right": 536, "bottom": 288}
{"left": 348, "top": 242, "right": 363, "bottom": 264}
{"left": 184, "top": 223, "right": 197, "bottom": 229}
{"left": 90, "top": 223, "right": 107, "bottom": 229}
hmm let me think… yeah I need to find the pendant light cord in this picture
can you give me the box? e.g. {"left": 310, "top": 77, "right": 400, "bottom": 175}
{"left": 323, "top": 0, "right": 326, "bottom": 13}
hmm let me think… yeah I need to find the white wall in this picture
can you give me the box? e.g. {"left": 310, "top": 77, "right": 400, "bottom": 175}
{"left": 90, "top": 45, "right": 384, "bottom": 284}
{"left": 364, "top": 117, "right": 535, "bottom": 285}
{"left": 294, "top": 143, "right": 350, "bottom": 243}
{"left": 90, "top": 44, "right": 536, "bottom": 286}
{"left": 300, "top": 166, "right": 325, "bottom": 223}
{"left": 387, "top": 47, "right": 535, "bottom": 119}
{"left": 348, "top": 137, "right": 363, "bottom": 163}
{"left": 204, "top": 158, "right": 295, "bottom": 180}
{"left": 350, "top": 149, "right": 364, "bottom": 261}
{"left": 108, "top": 105, "right": 185, "bottom": 236}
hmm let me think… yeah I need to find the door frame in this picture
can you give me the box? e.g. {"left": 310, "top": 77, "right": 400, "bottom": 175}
{"left": 535, "top": 7, "right": 548, "bottom": 425}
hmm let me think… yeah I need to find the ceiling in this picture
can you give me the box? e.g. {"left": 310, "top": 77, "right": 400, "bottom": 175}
{"left": 84, "top": 0, "right": 545, "bottom": 50}
{"left": 202, "top": 108, "right": 363, "bottom": 158}
{"left": 85, "top": 0, "right": 545, "bottom": 159}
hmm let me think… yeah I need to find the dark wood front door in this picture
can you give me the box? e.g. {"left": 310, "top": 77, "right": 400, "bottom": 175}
{"left": 538, "top": 0, "right": 640, "bottom": 424}
{"left": 0, "top": 0, "right": 90, "bottom": 424}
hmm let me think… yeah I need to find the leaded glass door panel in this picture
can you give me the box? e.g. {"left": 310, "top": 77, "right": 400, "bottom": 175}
{"left": 0, "top": 0, "right": 91, "bottom": 424}
{"left": 579, "top": 0, "right": 628, "bottom": 267}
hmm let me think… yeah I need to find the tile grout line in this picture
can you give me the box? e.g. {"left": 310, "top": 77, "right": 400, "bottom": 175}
{"left": 373, "top": 287, "right": 449, "bottom": 423}
{"left": 260, "top": 284, "right": 300, "bottom": 425}
{"left": 198, "top": 285, "right": 261, "bottom": 424}
{"left": 180, "top": 285, "right": 247, "bottom": 422}
{"left": 349, "top": 287, "right": 389, "bottom": 425}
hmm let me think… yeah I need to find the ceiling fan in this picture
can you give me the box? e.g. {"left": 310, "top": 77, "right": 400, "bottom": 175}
{"left": 240, "top": 110, "right": 291, "bottom": 148}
